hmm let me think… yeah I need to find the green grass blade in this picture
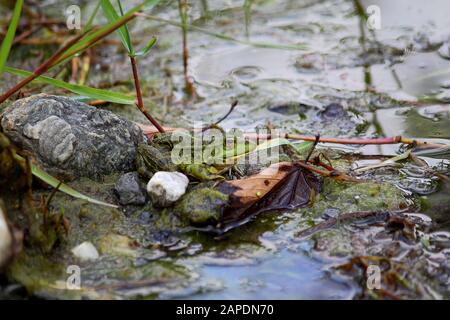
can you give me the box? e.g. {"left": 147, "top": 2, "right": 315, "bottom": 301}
{"left": 12, "top": 154, "right": 118, "bottom": 208}
{"left": 0, "top": 0, "right": 23, "bottom": 75}
{"left": 5, "top": 66, "right": 135, "bottom": 105}
{"left": 135, "top": 37, "right": 157, "bottom": 57}
{"left": 31, "top": 164, "right": 118, "bottom": 208}
{"left": 85, "top": 0, "right": 102, "bottom": 31}
{"left": 101, "top": 0, "right": 133, "bottom": 54}
{"left": 141, "top": 0, "right": 161, "bottom": 11}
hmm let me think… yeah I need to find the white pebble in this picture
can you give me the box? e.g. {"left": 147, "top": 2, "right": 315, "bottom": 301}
{"left": 71, "top": 241, "right": 99, "bottom": 261}
{"left": 146, "top": 171, "right": 189, "bottom": 207}
{"left": 0, "top": 206, "right": 12, "bottom": 268}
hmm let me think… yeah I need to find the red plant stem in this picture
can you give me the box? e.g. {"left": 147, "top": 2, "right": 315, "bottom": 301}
{"left": 287, "top": 134, "right": 403, "bottom": 145}
{"left": 130, "top": 56, "right": 165, "bottom": 133}
{"left": 309, "top": 159, "right": 334, "bottom": 172}
{"left": 138, "top": 125, "right": 447, "bottom": 149}
{"left": 178, "top": 0, "right": 194, "bottom": 96}
{"left": 244, "top": 133, "right": 445, "bottom": 148}
{"left": 244, "top": 133, "right": 404, "bottom": 144}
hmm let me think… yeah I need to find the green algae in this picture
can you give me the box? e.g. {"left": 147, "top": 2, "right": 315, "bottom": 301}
{"left": 405, "top": 108, "right": 450, "bottom": 139}
{"left": 176, "top": 188, "right": 229, "bottom": 225}
{"left": 312, "top": 178, "right": 409, "bottom": 214}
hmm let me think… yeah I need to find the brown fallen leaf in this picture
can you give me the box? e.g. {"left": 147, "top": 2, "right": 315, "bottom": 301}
{"left": 215, "top": 162, "right": 321, "bottom": 233}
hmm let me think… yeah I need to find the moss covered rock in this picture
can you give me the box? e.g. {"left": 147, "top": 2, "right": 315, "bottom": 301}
{"left": 176, "top": 188, "right": 229, "bottom": 225}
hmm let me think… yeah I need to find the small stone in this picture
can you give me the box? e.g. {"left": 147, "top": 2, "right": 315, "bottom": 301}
{"left": 114, "top": 172, "right": 146, "bottom": 206}
{"left": 146, "top": 172, "right": 189, "bottom": 207}
{"left": 0, "top": 206, "right": 12, "bottom": 268}
{"left": 71, "top": 241, "right": 99, "bottom": 261}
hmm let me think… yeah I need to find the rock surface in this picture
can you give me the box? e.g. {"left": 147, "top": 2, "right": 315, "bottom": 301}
{"left": 146, "top": 171, "right": 189, "bottom": 207}
{"left": 1, "top": 94, "right": 145, "bottom": 179}
{"left": 114, "top": 172, "right": 147, "bottom": 206}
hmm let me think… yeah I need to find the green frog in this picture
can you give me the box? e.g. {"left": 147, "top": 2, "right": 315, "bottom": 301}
{"left": 136, "top": 142, "right": 224, "bottom": 181}
{"left": 136, "top": 143, "right": 176, "bottom": 179}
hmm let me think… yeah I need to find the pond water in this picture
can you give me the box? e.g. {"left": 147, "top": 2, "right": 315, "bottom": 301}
{"left": 0, "top": 0, "right": 449, "bottom": 300}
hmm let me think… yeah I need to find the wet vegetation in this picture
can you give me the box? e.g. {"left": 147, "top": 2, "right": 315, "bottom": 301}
{"left": 0, "top": 0, "right": 449, "bottom": 300}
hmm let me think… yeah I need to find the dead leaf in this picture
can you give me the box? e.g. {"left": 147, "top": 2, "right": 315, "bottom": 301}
{"left": 215, "top": 162, "right": 321, "bottom": 232}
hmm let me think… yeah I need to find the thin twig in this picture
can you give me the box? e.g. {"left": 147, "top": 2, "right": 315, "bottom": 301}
{"left": 45, "top": 181, "right": 62, "bottom": 209}
{"left": 202, "top": 100, "right": 239, "bottom": 132}
{"left": 305, "top": 134, "right": 320, "bottom": 163}
{"left": 309, "top": 156, "right": 334, "bottom": 172}
{"left": 215, "top": 100, "right": 239, "bottom": 126}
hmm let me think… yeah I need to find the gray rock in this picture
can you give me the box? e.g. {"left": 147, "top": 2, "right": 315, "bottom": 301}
{"left": 1, "top": 94, "right": 145, "bottom": 179}
{"left": 114, "top": 172, "right": 147, "bottom": 206}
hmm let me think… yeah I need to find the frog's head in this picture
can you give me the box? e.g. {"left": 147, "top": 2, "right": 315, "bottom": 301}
{"left": 135, "top": 143, "right": 177, "bottom": 179}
